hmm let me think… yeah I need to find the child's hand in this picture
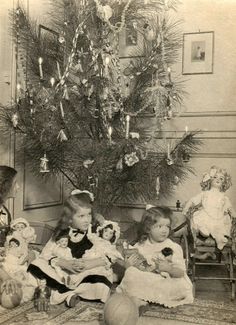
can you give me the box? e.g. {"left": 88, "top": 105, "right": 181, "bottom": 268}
{"left": 124, "top": 253, "right": 144, "bottom": 269}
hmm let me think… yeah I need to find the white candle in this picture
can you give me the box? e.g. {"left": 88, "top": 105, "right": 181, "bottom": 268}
{"left": 108, "top": 126, "right": 112, "bottom": 145}
{"left": 16, "top": 83, "right": 21, "bottom": 102}
{"left": 38, "top": 57, "right": 43, "bottom": 79}
{"left": 57, "top": 61, "right": 62, "bottom": 80}
{"left": 167, "top": 143, "right": 170, "bottom": 158}
{"left": 185, "top": 126, "right": 189, "bottom": 133}
{"left": 60, "top": 101, "right": 64, "bottom": 118}
{"left": 167, "top": 67, "right": 171, "bottom": 83}
{"left": 125, "top": 115, "right": 130, "bottom": 139}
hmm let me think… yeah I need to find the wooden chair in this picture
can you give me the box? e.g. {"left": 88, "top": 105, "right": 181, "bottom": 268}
{"left": 186, "top": 208, "right": 236, "bottom": 300}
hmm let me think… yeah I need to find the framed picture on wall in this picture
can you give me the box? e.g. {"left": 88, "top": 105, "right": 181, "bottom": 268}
{"left": 119, "top": 24, "right": 145, "bottom": 58}
{"left": 182, "top": 31, "right": 214, "bottom": 75}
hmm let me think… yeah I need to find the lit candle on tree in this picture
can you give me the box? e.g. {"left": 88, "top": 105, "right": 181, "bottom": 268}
{"left": 38, "top": 57, "right": 43, "bottom": 79}
{"left": 125, "top": 115, "right": 130, "bottom": 139}
{"left": 57, "top": 61, "right": 62, "bottom": 80}
{"left": 185, "top": 126, "right": 189, "bottom": 134}
{"left": 167, "top": 67, "right": 172, "bottom": 83}
{"left": 108, "top": 126, "right": 112, "bottom": 145}
{"left": 167, "top": 143, "right": 170, "bottom": 158}
{"left": 50, "top": 77, "right": 55, "bottom": 87}
{"left": 16, "top": 83, "right": 21, "bottom": 103}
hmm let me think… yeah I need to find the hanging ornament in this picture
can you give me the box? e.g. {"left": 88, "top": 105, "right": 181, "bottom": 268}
{"left": 83, "top": 159, "right": 94, "bottom": 169}
{"left": 87, "top": 85, "right": 94, "bottom": 100}
{"left": 50, "top": 77, "right": 55, "bottom": 87}
{"left": 116, "top": 158, "right": 123, "bottom": 171}
{"left": 124, "top": 152, "right": 139, "bottom": 167}
{"left": 38, "top": 57, "right": 43, "bottom": 79}
{"left": 143, "top": 23, "right": 155, "bottom": 41}
{"left": 11, "top": 113, "right": 18, "bottom": 127}
{"left": 166, "top": 157, "right": 174, "bottom": 165}
{"left": 40, "top": 153, "right": 50, "bottom": 173}
{"left": 173, "top": 175, "right": 180, "bottom": 185}
{"left": 57, "top": 129, "right": 68, "bottom": 142}
{"left": 97, "top": 4, "right": 113, "bottom": 22}
{"left": 75, "top": 59, "right": 83, "bottom": 73}
{"left": 60, "top": 101, "right": 64, "bottom": 118}
{"left": 63, "top": 85, "right": 69, "bottom": 100}
{"left": 58, "top": 33, "right": 66, "bottom": 44}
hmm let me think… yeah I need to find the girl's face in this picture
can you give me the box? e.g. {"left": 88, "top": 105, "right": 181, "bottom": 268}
{"left": 58, "top": 237, "right": 68, "bottom": 248}
{"left": 149, "top": 217, "right": 170, "bottom": 243}
{"left": 71, "top": 206, "right": 92, "bottom": 232}
{"left": 14, "top": 222, "right": 26, "bottom": 232}
{"left": 7, "top": 177, "right": 20, "bottom": 198}
{"left": 211, "top": 172, "right": 224, "bottom": 189}
{"left": 103, "top": 227, "right": 114, "bottom": 241}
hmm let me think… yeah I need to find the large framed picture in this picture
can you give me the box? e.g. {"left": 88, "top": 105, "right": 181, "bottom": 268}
{"left": 182, "top": 31, "right": 214, "bottom": 75}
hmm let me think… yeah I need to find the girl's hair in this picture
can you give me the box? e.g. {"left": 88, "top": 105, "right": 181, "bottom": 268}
{"left": 52, "top": 192, "right": 93, "bottom": 240}
{"left": 98, "top": 224, "right": 116, "bottom": 243}
{"left": 0, "top": 166, "right": 17, "bottom": 206}
{"left": 200, "top": 166, "right": 232, "bottom": 192}
{"left": 55, "top": 232, "right": 69, "bottom": 243}
{"left": 137, "top": 206, "right": 172, "bottom": 244}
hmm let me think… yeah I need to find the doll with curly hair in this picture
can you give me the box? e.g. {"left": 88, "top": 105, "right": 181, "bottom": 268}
{"left": 183, "top": 166, "right": 235, "bottom": 250}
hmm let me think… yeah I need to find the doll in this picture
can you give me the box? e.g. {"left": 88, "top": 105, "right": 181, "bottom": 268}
{"left": 50, "top": 234, "right": 73, "bottom": 286}
{"left": 183, "top": 166, "right": 236, "bottom": 250}
{"left": 2, "top": 238, "right": 28, "bottom": 274}
{"left": 153, "top": 247, "right": 174, "bottom": 278}
{"left": 85, "top": 220, "right": 123, "bottom": 264}
{"left": 34, "top": 278, "right": 51, "bottom": 312}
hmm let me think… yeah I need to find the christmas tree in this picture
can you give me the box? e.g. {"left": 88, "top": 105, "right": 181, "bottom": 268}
{"left": 0, "top": 0, "right": 202, "bottom": 207}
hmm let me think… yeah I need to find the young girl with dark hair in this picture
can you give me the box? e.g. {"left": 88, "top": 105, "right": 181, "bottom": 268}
{"left": 117, "top": 207, "right": 193, "bottom": 308}
{"left": 28, "top": 191, "right": 111, "bottom": 307}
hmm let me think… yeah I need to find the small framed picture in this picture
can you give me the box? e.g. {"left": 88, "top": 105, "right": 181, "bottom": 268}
{"left": 119, "top": 24, "right": 144, "bottom": 58}
{"left": 182, "top": 31, "right": 214, "bottom": 75}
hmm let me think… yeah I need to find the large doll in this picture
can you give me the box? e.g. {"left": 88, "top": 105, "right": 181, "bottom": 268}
{"left": 183, "top": 166, "right": 235, "bottom": 250}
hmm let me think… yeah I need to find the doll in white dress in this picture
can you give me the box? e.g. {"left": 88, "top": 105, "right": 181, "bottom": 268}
{"left": 183, "top": 166, "right": 235, "bottom": 250}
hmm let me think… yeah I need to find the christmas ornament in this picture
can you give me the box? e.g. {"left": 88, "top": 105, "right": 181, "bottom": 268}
{"left": 57, "top": 129, "right": 68, "bottom": 142}
{"left": 58, "top": 34, "right": 65, "bottom": 44}
{"left": 75, "top": 59, "right": 83, "bottom": 73}
{"left": 143, "top": 23, "right": 155, "bottom": 41}
{"left": 116, "top": 158, "right": 123, "bottom": 171}
{"left": 60, "top": 101, "right": 64, "bottom": 118}
{"left": 182, "top": 152, "right": 190, "bottom": 163}
{"left": 40, "top": 153, "right": 50, "bottom": 173}
{"left": 166, "top": 157, "right": 174, "bottom": 165}
{"left": 130, "top": 132, "right": 140, "bottom": 139}
{"left": 97, "top": 4, "right": 113, "bottom": 22}
{"left": 108, "top": 126, "right": 112, "bottom": 145}
{"left": 173, "top": 175, "right": 180, "bottom": 185}
{"left": 83, "top": 159, "right": 94, "bottom": 168}
{"left": 11, "top": 113, "right": 18, "bottom": 127}
{"left": 50, "top": 77, "right": 55, "bottom": 87}
{"left": 156, "top": 177, "right": 160, "bottom": 197}
{"left": 124, "top": 152, "right": 139, "bottom": 167}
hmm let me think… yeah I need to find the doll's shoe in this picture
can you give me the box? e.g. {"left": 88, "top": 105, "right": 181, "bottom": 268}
{"left": 66, "top": 294, "right": 80, "bottom": 308}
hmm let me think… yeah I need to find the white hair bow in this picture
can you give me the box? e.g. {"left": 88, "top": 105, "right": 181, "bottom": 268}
{"left": 71, "top": 189, "right": 94, "bottom": 202}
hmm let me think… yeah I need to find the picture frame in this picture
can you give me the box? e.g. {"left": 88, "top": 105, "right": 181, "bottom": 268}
{"left": 182, "top": 31, "right": 214, "bottom": 75}
{"left": 23, "top": 160, "right": 63, "bottom": 210}
{"left": 119, "top": 24, "right": 145, "bottom": 58}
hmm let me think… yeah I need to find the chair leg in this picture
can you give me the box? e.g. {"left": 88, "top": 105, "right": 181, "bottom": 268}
{"left": 229, "top": 251, "right": 235, "bottom": 300}
{"left": 192, "top": 253, "right": 196, "bottom": 297}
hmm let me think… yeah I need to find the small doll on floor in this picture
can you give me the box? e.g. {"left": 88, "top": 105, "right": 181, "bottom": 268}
{"left": 51, "top": 234, "right": 73, "bottom": 286}
{"left": 183, "top": 166, "right": 236, "bottom": 251}
{"left": 34, "top": 278, "right": 51, "bottom": 312}
{"left": 2, "top": 238, "right": 28, "bottom": 274}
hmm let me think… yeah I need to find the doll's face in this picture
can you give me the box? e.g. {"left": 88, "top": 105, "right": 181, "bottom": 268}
{"left": 14, "top": 223, "right": 26, "bottom": 232}
{"left": 57, "top": 237, "right": 68, "bottom": 248}
{"left": 211, "top": 172, "right": 224, "bottom": 189}
{"left": 9, "top": 241, "right": 19, "bottom": 248}
{"left": 102, "top": 227, "right": 114, "bottom": 241}
{"left": 149, "top": 217, "right": 170, "bottom": 243}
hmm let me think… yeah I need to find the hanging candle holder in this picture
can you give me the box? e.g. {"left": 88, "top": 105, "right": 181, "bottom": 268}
{"left": 40, "top": 153, "right": 50, "bottom": 173}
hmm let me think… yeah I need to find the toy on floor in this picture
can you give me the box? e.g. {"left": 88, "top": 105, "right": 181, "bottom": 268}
{"left": 104, "top": 293, "right": 139, "bottom": 325}
{"left": 0, "top": 284, "right": 23, "bottom": 309}
{"left": 33, "top": 279, "right": 51, "bottom": 312}
{"left": 183, "top": 165, "right": 236, "bottom": 251}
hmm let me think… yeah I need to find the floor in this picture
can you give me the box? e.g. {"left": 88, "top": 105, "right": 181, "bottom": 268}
{"left": 63, "top": 263, "right": 235, "bottom": 325}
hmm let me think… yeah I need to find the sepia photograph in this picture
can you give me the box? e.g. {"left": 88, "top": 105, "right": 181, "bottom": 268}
{"left": 0, "top": 0, "right": 236, "bottom": 324}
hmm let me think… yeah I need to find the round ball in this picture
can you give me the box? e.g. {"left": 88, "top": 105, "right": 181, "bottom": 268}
{"left": 104, "top": 293, "right": 139, "bottom": 325}
{"left": 1, "top": 286, "right": 23, "bottom": 309}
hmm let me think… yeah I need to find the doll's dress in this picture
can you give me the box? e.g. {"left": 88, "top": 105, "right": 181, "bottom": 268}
{"left": 51, "top": 245, "right": 73, "bottom": 284}
{"left": 191, "top": 189, "right": 232, "bottom": 249}
{"left": 116, "top": 238, "right": 193, "bottom": 308}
